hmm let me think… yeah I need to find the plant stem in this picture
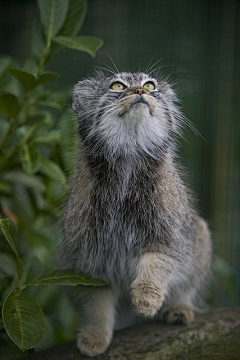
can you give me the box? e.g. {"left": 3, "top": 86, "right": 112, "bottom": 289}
{"left": 38, "top": 43, "right": 51, "bottom": 74}
{"left": 38, "top": 1, "right": 55, "bottom": 74}
{"left": 0, "top": 116, "right": 14, "bottom": 152}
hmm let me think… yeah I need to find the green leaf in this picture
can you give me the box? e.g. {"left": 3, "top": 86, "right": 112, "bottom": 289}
{"left": 0, "top": 272, "right": 11, "bottom": 299}
{"left": 11, "top": 185, "right": 35, "bottom": 222}
{"left": 20, "top": 145, "right": 41, "bottom": 175}
{"left": 4, "top": 124, "right": 40, "bottom": 157}
{"left": 0, "top": 119, "right": 10, "bottom": 148}
{"left": 0, "top": 219, "right": 23, "bottom": 280}
{"left": 9, "top": 69, "right": 59, "bottom": 90}
{"left": 17, "top": 124, "right": 40, "bottom": 145}
{"left": 36, "top": 71, "right": 60, "bottom": 85}
{"left": 0, "top": 219, "right": 19, "bottom": 261}
{"left": 2, "top": 291, "right": 45, "bottom": 351}
{"left": 0, "top": 181, "right": 12, "bottom": 194}
{"left": 0, "top": 56, "right": 14, "bottom": 79}
{"left": 9, "top": 69, "right": 37, "bottom": 91}
{"left": 35, "top": 315, "right": 55, "bottom": 351}
{"left": 0, "top": 57, "right": 20, "bottom": 97}
{"left": 37, "top": 0, "right": 69, "bottom": 39}
{"left": 213, "top": 256, "right": 238, "bottom": 301}
{"left": 59, "top": 0, "right": 88, "bottom": 36}
{"left": 32, "top": 130, "right": 61, "bottom": 144}
{"left": 23, "top": 270, "right": 109, "bottom": 288}
{"left": 0, "top": 253, "right": 18, "bottom": 277}
{"left": 26, "top": 111, "right": 54, "bottom": 127}
{"left": 53, "top": 35, "right": 104, "bottom": 57}
{"left": 30, "top": 17, "right": 46, "bottom": 60}
{"left": 36, "top": 100, "right": 63, "bottom": 111}
{"left": 0, "top": 93, "right": 20, "bottom": 117}
{"left": 57, "top": 294, "right": 78, "bottom": 339}
{"left": 59, "top": 111, "right": 78, "bottom": 174}
{"left": 1, "top": 172, "right": 46, "bottom": 192}
{"left": 20, "top": 257, "right": 44, "bottom": 287}
{"left": 40, "top": 157, "right": 66, "bottom": 184}
{"left": 36, "top": 90, "right": 68, "bottom": 111}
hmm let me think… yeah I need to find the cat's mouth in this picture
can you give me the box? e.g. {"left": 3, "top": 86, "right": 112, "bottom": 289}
{"left": 132, "top": 96, "right": 149, "bottom": 107}
{"left": 118, "top": 94, "right": 156, "bottom": 116}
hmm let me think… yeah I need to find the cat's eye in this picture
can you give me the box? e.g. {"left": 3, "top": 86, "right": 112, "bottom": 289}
{"left": 110, "top": 82, "right": 126, "bottom": 91}
{"left": 143, "top": 82, "right": 155, "bottom": 91}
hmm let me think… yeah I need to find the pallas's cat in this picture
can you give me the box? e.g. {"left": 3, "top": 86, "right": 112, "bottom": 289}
{"left": 58, "top": 71, "right": 212, "bottom": 357}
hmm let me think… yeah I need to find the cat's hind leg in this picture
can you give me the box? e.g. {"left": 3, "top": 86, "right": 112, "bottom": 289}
{"left": 160, "top": 305, "right": 194, "bottom": 325}
{"left": 159, "top": 288, "right": 196, "bottom": 325}
{"left": 160, "top": 217, "right": 212, "bottom": 326}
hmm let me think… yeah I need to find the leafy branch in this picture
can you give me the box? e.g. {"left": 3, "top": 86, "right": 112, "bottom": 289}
{"left": 0, "top": 219, "right": 109, "bottom": 352}
{"left": 0, "top": 0, "right": 105, "bottom": 353}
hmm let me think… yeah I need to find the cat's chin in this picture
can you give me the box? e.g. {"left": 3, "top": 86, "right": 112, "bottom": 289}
{"left": 131, "top": 99, "right": 150, "bottom": 111}
{"left": 124, "top": 102, "right": 153, "bottom": 122}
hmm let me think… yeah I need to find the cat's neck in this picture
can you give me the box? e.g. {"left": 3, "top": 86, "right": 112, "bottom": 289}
{"left": 86, "top": 150, "right": 170, "bottom": 187}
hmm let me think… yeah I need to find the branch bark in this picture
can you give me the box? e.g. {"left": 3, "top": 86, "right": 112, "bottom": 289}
{"left": 24, "top": 307, "right": 240, "bottom": 360}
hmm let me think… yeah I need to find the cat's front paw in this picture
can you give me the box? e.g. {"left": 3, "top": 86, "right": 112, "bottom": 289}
{"left": 160, "top": 305, "right": 194, "bottom": 325}
{"left": 77, "top": 326, "right": 112, "bottom": 357}
{"left": 131, "top": 281, "right": 164, "bottom": 318}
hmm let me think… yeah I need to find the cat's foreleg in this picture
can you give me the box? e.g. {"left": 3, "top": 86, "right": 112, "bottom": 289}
{"left": 131, "top": 252, "right": 175, "bottom": 318}
{"left": 76, "top": 287, "right": 116, "bottom": 357}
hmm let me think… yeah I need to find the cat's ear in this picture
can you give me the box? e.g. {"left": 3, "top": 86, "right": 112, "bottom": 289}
{"left": 72, "top": 79, "right": 97, "bottom": 112}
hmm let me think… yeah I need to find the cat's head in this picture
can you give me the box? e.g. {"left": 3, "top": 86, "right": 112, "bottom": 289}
{"left": 73, "top": 71, "right": 183, "bottom": 163}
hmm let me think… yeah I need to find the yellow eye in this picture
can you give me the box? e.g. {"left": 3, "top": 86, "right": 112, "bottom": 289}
{"left": 110, "top": 82, "right": 126, "bottom": 91}
{"left": 143, "top": 82, "right": 155, "bottom": 91}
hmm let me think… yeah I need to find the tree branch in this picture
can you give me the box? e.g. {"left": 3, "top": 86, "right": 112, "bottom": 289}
{"left": 24, "top": 307, "right": 240, "bottom": 360}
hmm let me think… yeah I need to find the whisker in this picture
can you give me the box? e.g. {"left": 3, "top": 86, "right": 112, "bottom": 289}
{"left": 96, "top": 63, "right": 117, "bottom": 75}
{"left": 105, "top": 50, "right": 119, "bottom": 74}
{"left": 150, "top": 64, "right": 175, "bottom": 77}
{"left": 145, "top": 58, "right": 164, "bottom": 74}
{"left": 145, "top": 55, "right": 157, "bottom": 73}
{"left": 79, "top": 102, "right": 121, "bottom": 125}
{"left": 93, "top": 68, "right": 105, "bottom": 79}
{"left": 180, "top": 115, "right": 205, "bottom": 140}
{"left": 101, "top": 62, "right": 118, "bottom": 73}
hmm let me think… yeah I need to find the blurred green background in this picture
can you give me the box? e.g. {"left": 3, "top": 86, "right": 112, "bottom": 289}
{"left": 0, "top": 0, "right": 239, "bottom": 356}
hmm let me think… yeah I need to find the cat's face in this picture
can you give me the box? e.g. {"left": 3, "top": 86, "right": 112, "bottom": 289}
{"left": 73, "top": 72, "right": 181, "bottom": 162}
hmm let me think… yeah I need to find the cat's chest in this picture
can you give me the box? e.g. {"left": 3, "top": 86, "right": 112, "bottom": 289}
{"left": 91, "top": 176, "right": 160, "bottom": 239}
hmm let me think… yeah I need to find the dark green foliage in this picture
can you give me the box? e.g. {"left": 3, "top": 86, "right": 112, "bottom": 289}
{"left": 0, "top": 219, "right": 108, "bottom": 352}
{"left": 0, "top": 0, "right": 104, "bottom": 355}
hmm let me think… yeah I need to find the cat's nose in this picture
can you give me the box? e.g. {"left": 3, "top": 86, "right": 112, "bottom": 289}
{"left": 134, "top": 88, "right": 148, "bottom": 95}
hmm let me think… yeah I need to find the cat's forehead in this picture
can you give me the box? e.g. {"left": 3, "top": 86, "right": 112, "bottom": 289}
{"left": 111, "top": 72, "right": 154, "bottom": 85}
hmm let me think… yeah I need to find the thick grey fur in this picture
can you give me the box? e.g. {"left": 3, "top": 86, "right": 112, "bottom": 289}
{"left": 58, "top": 71, "right": 212, "bottom": 357}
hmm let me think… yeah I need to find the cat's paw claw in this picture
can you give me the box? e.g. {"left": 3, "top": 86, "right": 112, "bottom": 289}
{"left": 77, "top": 327, "right": 112, "bottom": 357}
{"left": 131, "top": 282, "right": 163, "bottom": 318}
{"left": 160, "top": 305, "right": 194, "bottom": 325}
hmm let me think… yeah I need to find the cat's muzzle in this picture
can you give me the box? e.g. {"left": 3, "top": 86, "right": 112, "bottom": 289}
{"left": 119, "top": 94, "right": 156, "bottom": 116}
